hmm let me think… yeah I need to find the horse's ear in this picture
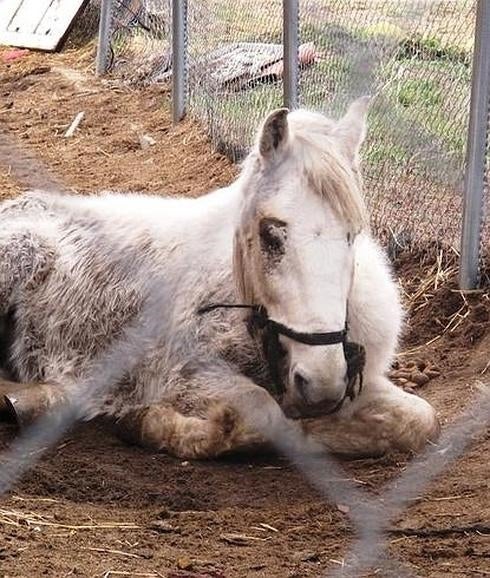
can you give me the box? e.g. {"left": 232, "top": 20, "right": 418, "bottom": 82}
{"left": 333, "top": 96, "right": 371, "bottom": 164}
{"left": 258, "top": 108, "right": 289, "bottom": 161}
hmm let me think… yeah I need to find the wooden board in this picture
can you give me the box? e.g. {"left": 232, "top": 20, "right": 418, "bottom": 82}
{"left": 192, "top": 42, "right": 318, "bottom": 92}
{"left": 0, "top": 0, "right": 89, "bottom": 51}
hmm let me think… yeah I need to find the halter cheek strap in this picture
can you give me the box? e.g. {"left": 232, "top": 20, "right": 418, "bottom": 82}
{"left": 197, "top": 303, "right": 365, "bottom": 412}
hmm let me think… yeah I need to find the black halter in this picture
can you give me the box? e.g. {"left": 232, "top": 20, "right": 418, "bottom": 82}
{"left": 198, "top": 303, "right": 365, "bottom": 414}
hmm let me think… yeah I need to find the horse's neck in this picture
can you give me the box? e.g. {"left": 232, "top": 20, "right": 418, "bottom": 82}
{"left": 51, "top": 183, "right": 244, "bottom": 262}
{"left": 50, "top": 183, "right": 245, "bottom": 235}
{"left": 166, "top": 184, "right": 243, "bottom": 270}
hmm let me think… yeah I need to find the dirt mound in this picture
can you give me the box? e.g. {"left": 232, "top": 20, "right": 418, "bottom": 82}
{"left": 394, "top": 247, "right": 489, "bottom": 365}
{"left": 0, "top": 46, "right": 236, "bottom": 202}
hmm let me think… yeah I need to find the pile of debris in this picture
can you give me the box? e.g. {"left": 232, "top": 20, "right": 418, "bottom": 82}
{"left": 0, "top": 1, "right": 319, "bottom": 91}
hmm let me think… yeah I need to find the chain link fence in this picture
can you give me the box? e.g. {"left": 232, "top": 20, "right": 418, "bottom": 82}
{"left": 80, "top": 0, "right": 172, "bottom": 82}
{"left": 92, "top": 0, "right": 489, "bottom": 285}
{"left": 299, "top": 1, "right": 475, "bottom": 252}
{"left": 187, "top": 1, "right": 284, "bottom": 159}
{"left": 0, "top": 3, "right": 489, "bottom": 576}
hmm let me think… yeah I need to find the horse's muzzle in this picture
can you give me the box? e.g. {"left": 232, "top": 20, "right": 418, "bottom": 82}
{"left": 281, "top": 395, "right": 346, "bottom": 420}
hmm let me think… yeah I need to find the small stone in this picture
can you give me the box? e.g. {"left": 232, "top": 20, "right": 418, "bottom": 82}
{"left": 336, "top": 504, "right": 350, "bottom": 514}
{"left": 139, "top": 134, "right": 156, "bottom": 149}
{"left": 177, "top": 556, "right": 193, "bottom": 570}
{"left": 149, "top": 520, "right": 179, "bottom": 533}
{"left": 410, "top": 371, "right": 430, "bottom": 386}
{"left": 293, "top": 550, "right": 320, "bottom": 562}
{"left": 425, "top": 368, "right": 441, "bottom": 379}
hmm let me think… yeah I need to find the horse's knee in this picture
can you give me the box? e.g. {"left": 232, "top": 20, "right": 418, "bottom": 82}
{"left": 224, "top": 384, "right": 288, "bottom": 441}
{"left": 115, "top": 402, "right": 249, "bottom": 459}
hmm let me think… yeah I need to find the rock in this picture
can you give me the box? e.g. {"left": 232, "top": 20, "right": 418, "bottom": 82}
{"left": 139, "top": 134, "right": 156, "bottom": 149}
{"left": 391, "top": 371, "right": 412, "bottom": 381}
{"left": 425, "top": 368, "right": 441, "bottom": 379}
{"left": 149, "top": 520, "right": 179, "bottom": 533}
{"left": 177, "top": 556, "right": 193, "bottom": 570}
{"left": 410, "top": 371, "right": 430, "bottom": 386}
{"left": 292, "top": 550, "right": 320, "bottom": 562}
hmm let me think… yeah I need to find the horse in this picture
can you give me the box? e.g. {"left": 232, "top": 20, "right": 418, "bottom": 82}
{"left": 0, "top": 98, "right": 440, "bottom": 459}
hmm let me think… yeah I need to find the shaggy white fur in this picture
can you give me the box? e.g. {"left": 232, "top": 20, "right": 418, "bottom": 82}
{"left": 0, "top": 99, "right": 439, "bottom": 458}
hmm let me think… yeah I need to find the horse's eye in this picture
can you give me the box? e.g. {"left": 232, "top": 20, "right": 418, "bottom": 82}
{"left": 259, "top": 217, "right": 287, "bottom": 259}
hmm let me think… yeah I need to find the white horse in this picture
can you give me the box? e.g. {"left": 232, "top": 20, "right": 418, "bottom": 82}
{"left": 0, "top": 98, "right": 439, "bottom": 458}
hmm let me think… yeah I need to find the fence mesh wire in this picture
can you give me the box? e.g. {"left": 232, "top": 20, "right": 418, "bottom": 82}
{"left": 65, "top": 0, "right": 101, "bottom": 48}
{"left": 84, "top": 0, "right": 172, "bottom": 83}
{"left": 0, "top": 4, "right": 489, "bottom": 575}
{"left": 187, "top": 1, "right": 284, "bottom": 160}
{"left": 299, "top": 0, "right": 475, "bottom": 251}
{"left": 93, "top": 0, "right": 486, "bottom": 260}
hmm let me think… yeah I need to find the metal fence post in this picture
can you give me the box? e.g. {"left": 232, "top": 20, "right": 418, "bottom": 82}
{"left": 283, "top": 0, "right": 299, "bottom": 109}
{"left": 96, "top": 0, "right": 113, "bottom": 76}
{"left": 172, "top": 0, "right": 188, "bottom": 123}
{"left": 460, "top": 0, "right": 490, "bottom": 289}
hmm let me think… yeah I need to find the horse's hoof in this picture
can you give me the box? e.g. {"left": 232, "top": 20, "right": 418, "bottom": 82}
{"left": 4, "top": 384, "right": 67, "bottom": 429}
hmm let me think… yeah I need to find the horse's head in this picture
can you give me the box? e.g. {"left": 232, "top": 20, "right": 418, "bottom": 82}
{"left": 234, "top": 98, "right": 369, "bottom": 419}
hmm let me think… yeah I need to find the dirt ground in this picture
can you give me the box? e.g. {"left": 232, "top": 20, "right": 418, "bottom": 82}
{"left": 0, "top": 45, "right": 489, "bottom": 578}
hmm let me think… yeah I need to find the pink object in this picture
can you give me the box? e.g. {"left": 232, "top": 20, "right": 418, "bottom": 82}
{"left": 2, "top": 49, "right": 29, "bottom": 62}
{"left": 258, "top": 42, "right": 318, "bottom": 81}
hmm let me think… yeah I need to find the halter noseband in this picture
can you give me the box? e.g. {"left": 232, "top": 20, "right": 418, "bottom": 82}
{"left": 198, "top": 303, "right": 365, "bottom": 415}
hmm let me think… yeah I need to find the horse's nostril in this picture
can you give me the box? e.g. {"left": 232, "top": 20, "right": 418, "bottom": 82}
{"left": 293, "top": 371, "right": 310, "bottom": 403}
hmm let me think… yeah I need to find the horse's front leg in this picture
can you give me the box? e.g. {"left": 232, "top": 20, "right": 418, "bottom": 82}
{"left": 114, "top": 372, "right": 299, "bottom": 459}
{"left": 303, "top": 375, "right": 440, "bottom": 458}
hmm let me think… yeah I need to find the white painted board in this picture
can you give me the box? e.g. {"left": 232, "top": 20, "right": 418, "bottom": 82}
{"left": 0, "top": 0, "right": 89, "bottom": 51}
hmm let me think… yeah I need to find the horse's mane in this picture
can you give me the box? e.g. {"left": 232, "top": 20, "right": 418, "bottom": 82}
{"left": 287, "top": 110, "right": 367, "bottom": 233}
